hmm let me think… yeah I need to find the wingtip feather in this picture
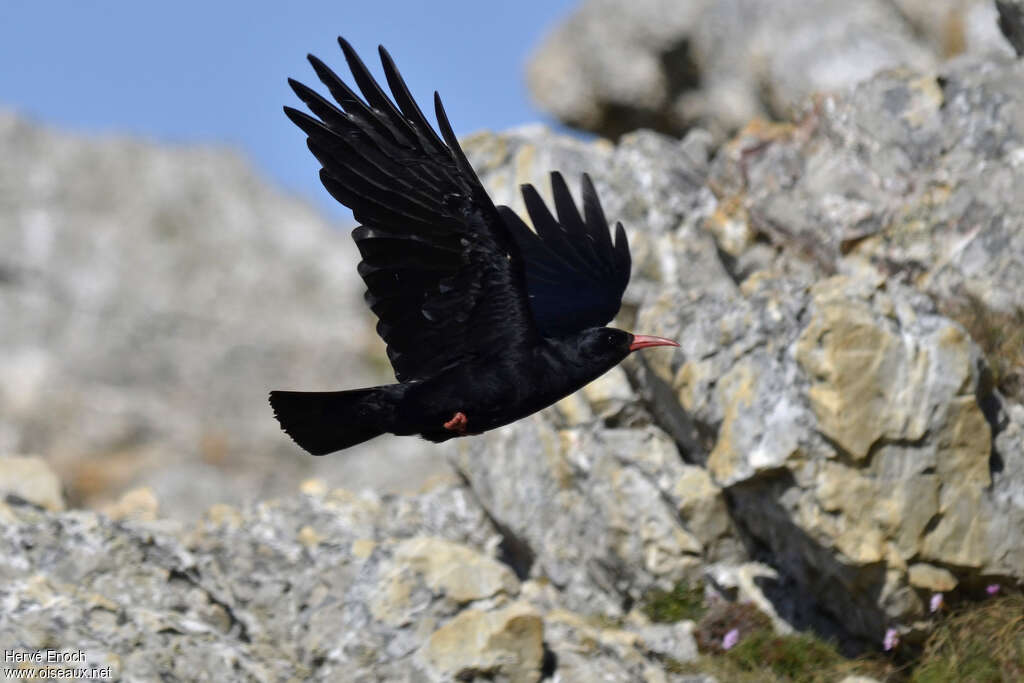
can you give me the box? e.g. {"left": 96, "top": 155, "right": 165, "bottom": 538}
{"left": 283, "top": 105, "right": 320, "bottom": 133}
{"left": 614, "top": 220, "right": 631, "bottom": 285}
{"left": 306, "top": 53, "right": 329, "bottom": 74}
{"left": 287, "top": 77, "right": 315, "bottom": 101}
{"left": 337, "top": 35, "right": 355, "bottom": 55}
{"left": 580, "top": 173, "right": 597, "bottom": 201}
{"left": 433, "top": 91, "right": 478, "bottom": 178}
{"left": 306, "top": 54, "right": 336, "bottom": 84}
{"left": 433, "top": 92, "right": 449, "bottom": 130}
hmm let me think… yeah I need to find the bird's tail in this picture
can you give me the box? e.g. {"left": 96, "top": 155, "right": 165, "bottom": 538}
{"left": 269, "top": 387, "right": 386, "bottom": 455}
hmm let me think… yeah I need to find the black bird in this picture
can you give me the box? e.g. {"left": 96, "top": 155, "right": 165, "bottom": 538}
{"left": 270, "top": 37, "right": 678, "bottom": 455}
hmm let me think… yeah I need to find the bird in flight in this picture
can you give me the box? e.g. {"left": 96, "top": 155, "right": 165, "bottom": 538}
{"left": 270, "top": 37, "right": 678, "bottom": 455}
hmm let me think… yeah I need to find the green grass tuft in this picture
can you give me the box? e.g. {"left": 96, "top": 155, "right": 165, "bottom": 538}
{"left": 641, "top": 580, "right": 707, "bottom": 623}
{"left": 723, "top": 629, "right": 849, "bottom": 681}
{"left": 670, "top": 593, "right": 1022, "bottom": 682}
{"left": 910, "top": 593, "right": 1024, "bottom": 683}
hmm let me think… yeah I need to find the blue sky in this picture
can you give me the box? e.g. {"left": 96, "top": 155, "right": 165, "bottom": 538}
{"left": 0, "top": 1, "right": 579, "bottom": 219}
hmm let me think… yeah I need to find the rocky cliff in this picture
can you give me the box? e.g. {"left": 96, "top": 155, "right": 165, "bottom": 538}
{"left": 3, "top": 8, "right": 1024, "bottom": 682}
{"left": 460, "top": 55, "right": 1024, "bottom": 648}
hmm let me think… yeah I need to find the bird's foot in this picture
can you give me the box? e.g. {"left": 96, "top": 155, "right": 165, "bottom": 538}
{"left": 443, "top": 411, "right": 469, "bottom": 434}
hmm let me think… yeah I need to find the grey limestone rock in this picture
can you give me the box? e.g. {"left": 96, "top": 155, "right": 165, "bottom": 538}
{"left": 463, "top": 57, "right": 1024, "bottom": 645}
{"left": 0, "top": 478, "right": 706, "bottom": 682}
{"left": 635, "top": 269, "right": 1023, "bottom": 643}
{"left": 7, "top": 13, "right": 1024, "bottom": 673}
{"left": 458, "top": 126, "right": 748, "bottom": 622}
{"left": 527, "top": 0, "right": 1011, "bottom": 141}
{"left": 454, "top": 420, "right": 743, "bottom": 618}
{"left": 707, "top": 57, "right": 1024, "bottom": 399}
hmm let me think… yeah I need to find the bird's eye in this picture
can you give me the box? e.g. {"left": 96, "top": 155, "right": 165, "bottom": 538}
{"left": 606, "top": 333, "right": 615, "bottom": 345}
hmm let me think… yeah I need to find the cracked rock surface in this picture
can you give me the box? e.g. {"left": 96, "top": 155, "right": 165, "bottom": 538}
{"left": 0, "top": 476, "right": 703, "bottom": 682}
{"left": 528, "top": 0, "right": 1012, "bottom": 141}
{"left": 5, "top": 17, "right": 1024, "bottom": 680}
{"left": 461, "top": 51, "right": 1024, "bottom": 650}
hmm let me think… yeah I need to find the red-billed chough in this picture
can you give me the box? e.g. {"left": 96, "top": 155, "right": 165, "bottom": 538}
{"left": 270, "top": 37, "right": 678, "bottom": 455}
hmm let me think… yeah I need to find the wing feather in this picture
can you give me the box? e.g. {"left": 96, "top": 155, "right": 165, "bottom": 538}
{"left": 521, "top": 183, "right": 595, "bottom": 278}
{"left": 287, "top": 39, "right": 537, "bottom": 382}
{"left": 378, "top": 46, "right": 449, "bottom": 155}
{"left": 550, "top": 172, "right": 604, "bottom": 275}
{"left": 337, "top": 37, "right": 416, "bottom": 146}
{"left": 287, "top": 39, "right": 633, "bottom": 378}
{"left": 581, "top": 175, "right": 614, "bottom": 266}
{"left": 499, "top": 173, "right": 631, "bottom": 337}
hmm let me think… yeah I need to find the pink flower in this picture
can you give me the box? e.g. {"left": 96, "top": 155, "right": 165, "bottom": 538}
{"left": 929, "top": 593, "right": 944, "bottom": 613}
{"left": 722, "top": 628, "right": 740, "bottom": 650}
{"left": 986, "top": 584, "right": 1001, "bottom": 596}
{"left": 883, "top": 627, "right": 899, "bottom": 651}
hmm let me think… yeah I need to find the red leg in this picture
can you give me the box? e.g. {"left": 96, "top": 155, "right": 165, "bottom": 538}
{"left": 444, "top": 411, "right": 468, "bottom": 434}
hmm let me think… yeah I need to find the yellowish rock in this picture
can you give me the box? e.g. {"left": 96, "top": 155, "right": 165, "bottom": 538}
{"left": 423, "top": 602, "right": 544, "bottom": 683}
{"left": 674, "top": 361, "right": 700, "bottom": 412}
{"left": 580, "top": 365, "right": 633, "bottom": 415}
{"left": 921, "top": 486, "right": 991, "bottom": 568}
{"left": 834, "top": 525, "right": 886, "bottom": 564}
{"left": 902, "top": 75, "right": 944, "bottom": 127}
{"left": 554, "top": 391, "right": 593, "bottom": 426}
{"left": 705, "top": 195, "right": 754, "bottom": 256}
{"left": 887, "top": 475, "right": 940, "bottom": 560}
{"left": 365, "top": 536, "right": 519, "bottom": 625}
{"left": 707, "top": 361, "right": 758, "bottom": 481}
{"left": 796, "top": 293, "right": 902, "bottom": 459}
{"left": 907, "top": 563, "right": 958, "bottom": 592}
{"left": 202, "top": 503, "right": 243, "bottom": 528}
{"left": 0, "top": 455, "right": 64, "bottom": 511}
{"left": 371, "top": 571, "right": 414, "bottom": 626}
{"left": 935, "top": 396, "right": 991, "bottom": 488}
{"left": 394, "top": 536, "right": 519, "bottom": 604}
{"left": 101, "top": 487, "right": 159, "bottom": 521}
{"left": 297, "top": 525, "right": 322, "bottom": 549}
{"left": 673, "top": 465, "right": 731, "bottom": 542}
{"left": 350, "top": 538, "right": 376, "bottom": 559}
{"left": 298, "top": 478, "right": 327, "bottom": 497}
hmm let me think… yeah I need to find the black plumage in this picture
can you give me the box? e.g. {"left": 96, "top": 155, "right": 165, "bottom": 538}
{"left": 270, "top": 38, "right": 677, "bottom": 455}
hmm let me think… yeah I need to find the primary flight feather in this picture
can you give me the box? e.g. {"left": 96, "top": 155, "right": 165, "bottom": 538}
{"left": 270, "top": 37, "right": 678, "bottom": 455}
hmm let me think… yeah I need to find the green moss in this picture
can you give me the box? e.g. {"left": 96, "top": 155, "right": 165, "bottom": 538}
{"left": 586, "top": 613, "right": 626, "bottom": 630}
{"left": 724, "top": 629, "right": 846, "bottom": 680}
{"left": 641, "top": 581, "right": 707, "bottom": 623}
{"left": 662, "top": 656, "right": 689, "bottom": 675}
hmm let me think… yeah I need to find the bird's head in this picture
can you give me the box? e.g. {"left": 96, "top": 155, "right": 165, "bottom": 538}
{"left": 577, "top": 327, "right": 679, "bottom": 367}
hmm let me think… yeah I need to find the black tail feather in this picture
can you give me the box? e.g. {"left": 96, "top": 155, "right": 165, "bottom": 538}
{"left": 269, "top": 388, "right": 385, "bottom": 455}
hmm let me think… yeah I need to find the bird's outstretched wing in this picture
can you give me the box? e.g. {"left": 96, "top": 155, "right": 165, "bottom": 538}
{"left": 285, "top": 38, "right": 540, "bottom": 382}
{"left": 498, "top": 173, "right": 631, "bottom": 338}
{"left": 285, "top": 39, "right": 633, "bottom": 381}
